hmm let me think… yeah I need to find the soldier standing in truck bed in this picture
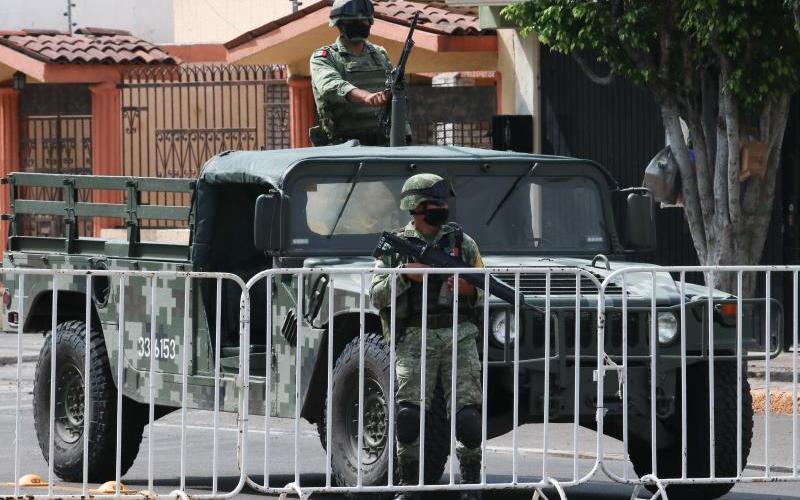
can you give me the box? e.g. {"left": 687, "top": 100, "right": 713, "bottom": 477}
{"left": 309, "top": 0, "right": 392, "bottom": 146}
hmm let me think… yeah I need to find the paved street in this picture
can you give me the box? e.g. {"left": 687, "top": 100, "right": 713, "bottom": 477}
{"left": 1, "top": 333, "right": 799, "bottom": 499}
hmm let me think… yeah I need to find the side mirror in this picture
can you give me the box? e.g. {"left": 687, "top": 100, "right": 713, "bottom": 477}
{"left": 254, "top": 192, "right": 282, "bottom": 253}
{"left": 625, "top": 191, "right": 656, "bottom": 251}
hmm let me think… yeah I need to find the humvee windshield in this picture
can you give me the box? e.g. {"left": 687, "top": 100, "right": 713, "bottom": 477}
{"left": 290, "top": 174, "right": 608, "bottom": 254}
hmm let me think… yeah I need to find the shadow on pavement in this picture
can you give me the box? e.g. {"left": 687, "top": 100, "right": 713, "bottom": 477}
{"left": 121, "top": 474, "right": 793, "bottom": 499}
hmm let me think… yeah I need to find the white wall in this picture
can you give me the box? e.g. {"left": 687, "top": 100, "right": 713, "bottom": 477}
{"left": 0, "top": 0, "right": 176, "bottom": 43}
{"left": 498, "top": 29, "right": 540, "bottom": 151}
{"left": 173, "top": 0, "right": 326, "bottom": 44}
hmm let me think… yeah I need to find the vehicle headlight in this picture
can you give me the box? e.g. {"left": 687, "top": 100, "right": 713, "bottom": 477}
{"left": 490, "top": 310, "right": 515, "bottom": 345}
{"left": 656, "top": 312, "right": 679, "bottom": 345}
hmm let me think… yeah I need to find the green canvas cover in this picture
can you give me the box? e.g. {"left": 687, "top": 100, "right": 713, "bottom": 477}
{"left": 190, "top": 142, "right": 610, "bottom": 267}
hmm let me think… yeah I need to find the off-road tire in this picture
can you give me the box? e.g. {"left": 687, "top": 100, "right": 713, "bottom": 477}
{"left": 629, "top": 360, "right": 753, "bottom": 499}
{"left": 318, "top": 333, "right": 451, "bottom": 492}
{"left": 33, "top": 320, "right": 148, "bottom": 482}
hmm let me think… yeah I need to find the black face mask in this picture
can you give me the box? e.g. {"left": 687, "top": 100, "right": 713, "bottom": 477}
{"left": 413, "top": 207, "right": 450, "bottom": 226}
{"left": 342, "top": 22, "right": 371, "bottom": 41}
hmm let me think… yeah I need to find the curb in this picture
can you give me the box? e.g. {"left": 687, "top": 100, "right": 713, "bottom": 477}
{"left": 751, "top": 389, "right": 799, "bottom": 416}
{"left": 748, "top": 369, "right": 795, "bottom": 383}
{"left": 0, "top": 355, "right": 38, "bottom": 366}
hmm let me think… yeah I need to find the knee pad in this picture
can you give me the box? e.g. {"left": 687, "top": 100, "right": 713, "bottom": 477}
{"left": 396, "top": 403, "right": 421, "bottom": 444}
{"left": 456, "top": 405, "right": 482, "bottom": 449}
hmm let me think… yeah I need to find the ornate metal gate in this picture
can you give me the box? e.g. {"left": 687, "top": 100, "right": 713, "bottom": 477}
{"left": 120, "top": 65, "right": 289, "bottom": 228}
{"left": 18, "top": 84, "right": 93, "bottom": 237}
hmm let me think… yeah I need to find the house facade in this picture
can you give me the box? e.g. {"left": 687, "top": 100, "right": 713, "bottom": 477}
{"left": 0, "top": 0, "right": 539, "bottom": 255}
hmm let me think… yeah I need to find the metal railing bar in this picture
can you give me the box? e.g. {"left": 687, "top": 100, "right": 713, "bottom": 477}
{"left": 180, "top": 276, "right": 190, "bottom": 492}
{"left": 512, "top": 271, "right": 520, "bottom": 484}
{"left": 47, "top": 273, "right": 58, "bottom": 497}
{"left": 765, "top": 271, "right": 772, "bottom": 477}
{"left": 680, "top": 272, "right": 687, "bottom": 480}
{"left": 622, "top": 273, "right": 629, "bottom": 482}
{"left": 212, "top": 277, "right": 222, "bottom": 495}
{"left": 649, "top": 271, "right": 657, "bottom": 478}
{"left": 116, "top": 274, "right": 126, "bottom": 495}
{"left": 707, "top": 276, "right": 715, "bottom": 478}
{"left": 13, "top": 274, "right": 25, "bottom": 498}
{"left": 388, "top": 274, "right": 397, "bottom": 487}
{"left": 83, "top": 276, "right": 92, "bottom": 496}
{"left": 294, "top": 274, "right": 304, "bottom": 487}
{"left": 543, "top": 271, "right": 551, "bottom": 479}
{"left": 148, "top": 276, "right": 157, "bottom": 493}
{"left": 449, "top": 271, "right": 459, "bottom": 485}
{"left": 481, "top": 272, "right": 490, "bottom": 486}
{"left": 572, "top": 272, "right": 581, "bottom": 483}
{"left": 794, "top": 270, "right": 798, "bottom": 478}
{"left": 264, "top": 275, "right": 273, "bottom": 488}
{"left": 418, "top": 274, "right": 428, "bottom": 485}
{"left": 737, "top": 272, "right": 744, "bottom": 478}
{"left": 325, "top": 275, "right": 335, "bottom": 488}
{"left": 356, "top": 273, "right": 366, "bottom": 488}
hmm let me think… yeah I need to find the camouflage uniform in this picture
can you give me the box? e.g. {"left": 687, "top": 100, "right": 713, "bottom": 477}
{"left": 370, "top": 174, "right": 484, "bottom": 474}
{"left": 310, "top": 38, "right": 391, "bottom": 146}
{"left": 370, "top": 221, "right": 484, "bottom": 467}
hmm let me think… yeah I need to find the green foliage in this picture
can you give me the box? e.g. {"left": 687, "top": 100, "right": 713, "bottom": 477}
{"left": 502, "top": 1, "right": 800, "bottom": 111}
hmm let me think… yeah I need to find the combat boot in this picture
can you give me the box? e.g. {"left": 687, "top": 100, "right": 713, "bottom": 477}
{"left": 459, "top": 462, "right": 482, "bottom": 500}
{"left": 394, "top": 461, "right": 420, "bottom": 500}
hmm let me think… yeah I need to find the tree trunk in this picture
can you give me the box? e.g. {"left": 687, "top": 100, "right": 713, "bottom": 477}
{"left": 661, "top": 92, "right": 791, "bottom": 297}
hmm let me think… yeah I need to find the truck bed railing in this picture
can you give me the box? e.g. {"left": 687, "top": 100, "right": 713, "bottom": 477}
{"left": 4, "top": 172, "right": 195, "bottom": 258}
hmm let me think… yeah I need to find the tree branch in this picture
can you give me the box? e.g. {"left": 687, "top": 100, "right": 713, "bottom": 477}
{"left": 662, "top": 104, "right": 709, "bottom": 262}
{"left": 571, "top": 53, "right": 614, "bottom": 85}
{"left": 701, "top": 69, "right": 719, "bottom": 168}
{"left": 742, "top": 93, "right": 790, "bottom": 260}
{"left": 658, "top": 2, "right": 673, "bottom": 84}
{"left": 794, "top": 6, "right": 800, "bottom": 42}
{"left": 723, "top": 85, "right": 742, "bottom": 226}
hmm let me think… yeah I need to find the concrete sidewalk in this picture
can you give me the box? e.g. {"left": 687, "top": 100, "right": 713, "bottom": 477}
{"left": 0, "top": 332, "right": 41, "bottom": 366}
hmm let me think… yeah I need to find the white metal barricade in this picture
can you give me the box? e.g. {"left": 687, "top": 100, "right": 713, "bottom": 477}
{"left": 1, "top": 268, "right": 249, "bottom": 500}
{"left": 8, "top": 264, "right": 800, "bottom": 500}
{"left": 242, "top": 267, "right": 602, "bottom": 499}
{"left": 597, "top": 265, "right": 795, "bottom": 500}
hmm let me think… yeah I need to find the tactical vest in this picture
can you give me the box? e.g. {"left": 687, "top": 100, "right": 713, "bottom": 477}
{"left": 379, "top": 224, "right": 474, "bottom": 337}
{"left": 319, "top": 43, "right": 390, "bottom": 144}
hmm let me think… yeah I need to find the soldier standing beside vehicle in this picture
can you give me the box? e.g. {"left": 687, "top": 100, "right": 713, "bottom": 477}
{"left": 310, "top": 0, "right": 391, "bottom": 146}
{"left": 370, "top": 173, "right": 484, "bottom": 500}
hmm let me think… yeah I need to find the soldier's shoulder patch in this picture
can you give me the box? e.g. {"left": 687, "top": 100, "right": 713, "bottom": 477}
{"left": 314, "top": 48, "right": 329, "bottom": 58}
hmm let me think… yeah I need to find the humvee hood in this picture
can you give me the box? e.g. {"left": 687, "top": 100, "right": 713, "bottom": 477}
{"left": 303, "top": 255, "right": 732, "bottom": 304}
{"left": 481, "top": 256, "right": 732, "bottom": 303}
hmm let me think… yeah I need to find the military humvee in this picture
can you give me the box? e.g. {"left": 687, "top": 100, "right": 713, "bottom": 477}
{"left": 2, "top": 143, "right": 769, "bottom": 498}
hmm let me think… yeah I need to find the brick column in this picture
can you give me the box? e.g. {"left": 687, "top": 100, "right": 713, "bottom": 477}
{"left": 288, "top": 76, "right": 315, "bottom": 148}
{"left": 0, "top": 88, "right": 19, "bottom": 257}
{"left": 90, "top": 82, "right": 122, "bottom": 237}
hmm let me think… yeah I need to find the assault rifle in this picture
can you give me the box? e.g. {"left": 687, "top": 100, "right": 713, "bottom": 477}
{"left": 373, "top": 231, "right": 527, "bottom": 308}
{"left": 383, "top": 11, "right": 420, "bottom": 147}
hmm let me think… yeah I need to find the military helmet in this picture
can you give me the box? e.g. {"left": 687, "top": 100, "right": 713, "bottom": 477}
{"left": 329, "top": 0, "right": 375, "bottom": 27}
{"left": 400, "top": 173, "right": 455, "bottom": 210}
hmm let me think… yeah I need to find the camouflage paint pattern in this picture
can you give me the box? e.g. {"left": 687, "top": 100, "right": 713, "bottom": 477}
{"left": 394, "top": 323, "right": 483, "bottom": 467}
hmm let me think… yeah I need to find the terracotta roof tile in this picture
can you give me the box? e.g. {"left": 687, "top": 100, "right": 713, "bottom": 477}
{"left": 225, "top": 0, "right": 491, "bottom": 49}
{"left": 375, "top": 0, "right": 485, "bottom": 35}
{"left": 0, "top": 28, "right": 177, "bottom": 65}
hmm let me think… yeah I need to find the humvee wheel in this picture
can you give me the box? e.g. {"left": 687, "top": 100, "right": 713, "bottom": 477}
{"left": 33, "top": 320, "right": 148, "bottom": 482}
{"left": 319, "top": 333, "right": 450, "bottom": 491}
{"left": 629, "top": 360, "right": 753, "bottom": 499}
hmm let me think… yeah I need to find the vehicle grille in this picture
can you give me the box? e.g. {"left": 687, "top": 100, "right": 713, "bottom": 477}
{"left": 493, "top": 272, "right": 622, "bottom": 296}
